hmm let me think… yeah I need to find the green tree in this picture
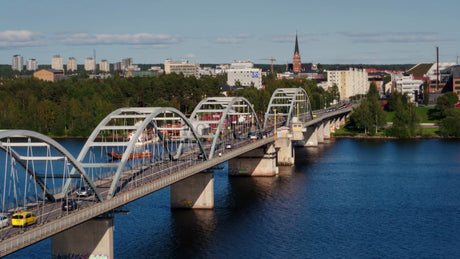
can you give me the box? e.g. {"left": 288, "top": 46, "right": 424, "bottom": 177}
{"left": 439, "top": 108, "right": 460, "bottom": 137}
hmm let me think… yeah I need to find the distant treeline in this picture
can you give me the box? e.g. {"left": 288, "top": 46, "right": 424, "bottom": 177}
{"left": 0, "top": 74, "right": 224, "bottom": 136}
{"left": 0, "top": 63, "right": 416, "bottom": 77}
{"left": 0, "top": 73, "right": 336, "bottom": 137}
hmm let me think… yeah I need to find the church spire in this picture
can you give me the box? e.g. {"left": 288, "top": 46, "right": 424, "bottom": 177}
{"left": 293, "top": 32, "right": 301, "bottom": 73}
{"left": 294, "top": 32, "right": 300, "bottom": 55}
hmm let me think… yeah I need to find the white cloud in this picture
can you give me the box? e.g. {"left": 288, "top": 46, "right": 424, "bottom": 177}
{"left": 0, "top": 30, "right": 44, "bottom": 48}
{"left": 214, "top": 34, "right": 252, "bottom": 44}
{"left": 57, "top": 32, "right": 182, "bottom": 45}
{"left": 340, "top": 31, "right": 447, "bottom": 43}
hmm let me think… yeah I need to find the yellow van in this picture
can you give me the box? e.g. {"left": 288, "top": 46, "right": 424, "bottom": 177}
{"left": 11, "top": 211, "right": 37, "bottom": 227}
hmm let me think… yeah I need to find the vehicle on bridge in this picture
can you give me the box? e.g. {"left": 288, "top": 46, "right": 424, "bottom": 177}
{"left": 62, "top": 200, "right": 78, "bottom": 211}
{"left": 76, "top": 186, "right": 93, "bottom": 197}
{"left": 11, "top": 212, "right": 37, "bottom": 227}
{"left": 0, "top": 214, "right": 8, "bottom": 228}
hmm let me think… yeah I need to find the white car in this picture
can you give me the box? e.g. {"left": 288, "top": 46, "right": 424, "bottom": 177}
{"left": 76, "top": 186, "right": 93, "bottom": 197}
{"left": 0, "top": 214, "right": 8, "bottom": 228}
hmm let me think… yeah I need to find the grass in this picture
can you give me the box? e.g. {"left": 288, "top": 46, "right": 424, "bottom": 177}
{"left": 385, "top": 107, "right": 440, "bottom": 123}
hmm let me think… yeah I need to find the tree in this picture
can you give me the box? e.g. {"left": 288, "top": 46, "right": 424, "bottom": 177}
{"left": 439, "top": 108, "right": 460, "bottom": 137}
{"left": 349, "top": 82, "right": 385, "bottom": 135}
{"left": 387, "top": 92, "right": 420, "bottom": 138}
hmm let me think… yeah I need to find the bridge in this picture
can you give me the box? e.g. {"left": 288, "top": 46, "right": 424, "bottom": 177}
{"left": 0, "top": 88, "right": 352, "bottom": 257}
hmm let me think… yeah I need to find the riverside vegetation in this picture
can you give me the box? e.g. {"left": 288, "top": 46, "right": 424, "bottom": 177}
{"left": 339, "top": 83, "right": 460, "bottom": 138}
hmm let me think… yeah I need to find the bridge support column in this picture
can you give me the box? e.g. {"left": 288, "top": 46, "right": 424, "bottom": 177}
{"left": 228, "top": 143, "right": 278, "bottom": 176}
{"left": 170, "top": 172, "right": 214, "bottom": 209}
{"left": 51, "top": 216, "right": 114, "bottom": 259}
{"left": 317, "top": 124, "right": 324, "bottom": 143}
{"left": 304, "top": 125, "right": 319, "bottom": 147}
{"left": 275, "top": 137, "right": 295, "bottom": 165}
{"left": 324, "top": 120, "right": 331, "bottom": 139}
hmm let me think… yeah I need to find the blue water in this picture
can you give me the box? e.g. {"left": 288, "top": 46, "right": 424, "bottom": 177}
{"left": 6, "top": 138, "right": 460, "bottom": 258}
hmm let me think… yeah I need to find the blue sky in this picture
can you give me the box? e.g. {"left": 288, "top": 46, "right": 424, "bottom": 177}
{"left": 1, "top": 0, "right": 459, "bottom": 65}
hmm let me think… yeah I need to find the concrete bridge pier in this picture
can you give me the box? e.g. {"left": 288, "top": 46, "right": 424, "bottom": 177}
{"left": 228, "top": 143, "right": 278, "bottom": 176}
{"left": 51, "top": 216, "right": 114, "bottom": 259}
{"left": 170, "top": 171, "right": 214, "bottom": 209}
{"left": 304, "top": 125, "right": 319, "bottom": 147}
{"left": 275, "top": 137, "right": 295, "bottom": 166}
{"left": 317, "top": 123, "right": 325, "bottom": 143}
{"left": 323, "top": 120, "right": 331, "bottom": 139}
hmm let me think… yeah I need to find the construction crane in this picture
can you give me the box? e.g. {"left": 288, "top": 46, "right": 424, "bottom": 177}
{"left": 261, "top": 57, "right": 277, "bottom": 74}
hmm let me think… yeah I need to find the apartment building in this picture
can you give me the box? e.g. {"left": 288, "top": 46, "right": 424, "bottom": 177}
{"left": 26, "top": 59, "right": 38, "bottom": 71}
{"left": 84, "top": 58, "right": 96, "bottom": 71}
{"left": 67, "top": 57, "right": 77, "bottom": 72}
{"left": 11, "top": 55, "right": 23, "bottom": 71}
{"left": 99, "top": 59, "right": 110, "bottom": 72}
{"left": 51, "top": 55, "right": 63, "bottom": 70}
{"left": 327, "top": 68, "right": 369, "bottom": 100}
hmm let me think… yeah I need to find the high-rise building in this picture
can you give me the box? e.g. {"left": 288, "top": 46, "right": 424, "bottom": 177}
{"left": 113, "top": 62, "right": 122, "bottom": 71}
{"left": 99, "top": 60, "right": 110, "bottom": 72}
{"left": 164, "top": 59, "right": 199, "bottom": 78}
{"left": 121, "top": 58, "right": 133, "bottom": 70}
{"left": 51, "top": 55, "right": 63, "bottom": 70}
{"left": 12, "top": 55, "right": 23, "bottom": 71}
{"left": 293, "top": 33, "right": 301, "bottom": 73}
{"left": 26, "top": 59, "right": 38, "bottom": 71}
{"left": 327, "top": 68, "right": 369, "bottom": 100}
{"left": 84, "top": 57, "right": 96, "bottom": 71}
{"left": 67, "top": 57, "right": 77, "bottom": 72}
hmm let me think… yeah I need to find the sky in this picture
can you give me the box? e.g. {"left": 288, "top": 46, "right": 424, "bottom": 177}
{"left": 1, "top": 0, "right": 459, "bottom": 65}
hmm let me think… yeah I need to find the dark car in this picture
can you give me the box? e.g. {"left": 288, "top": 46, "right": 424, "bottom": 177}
{"left": 197, "top": 152, "right": 204, "bottom": 159}
{"left": 62, "top": 199, "right": 78, "bottom": 211}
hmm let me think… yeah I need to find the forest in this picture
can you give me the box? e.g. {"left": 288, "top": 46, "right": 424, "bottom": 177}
{"left": 0, "top": 73, "right": 336, "bottom": 137}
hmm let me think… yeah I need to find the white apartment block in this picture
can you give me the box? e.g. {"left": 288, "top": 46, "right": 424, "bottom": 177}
{"left": 327, "top": 68, "right": 369, "bottom": 100}
{"left": 227, "top": 61, "right": 262, "bottom": 89}
{"left": 391, "top": 73, "right": 423, "bottom": 102}
{"left": 67, "top": 57, "right": 77, "bottom": 72}
{"left": 84, "top": 58, "right": 96, "bottom": 71}
{"left": 11, "top": 55, "right": 23, "bottom": 71}
{"left": 99, "top": 60, "right": 110, "bottom": 72}
{"left": 26, "top": 59, "right": 38, "bottom": 71}
{"left": 164, "top": 59, "right": 199, "bottom": 78}
{"left": 51, "top": 55, "right": 63, "bottom": 70}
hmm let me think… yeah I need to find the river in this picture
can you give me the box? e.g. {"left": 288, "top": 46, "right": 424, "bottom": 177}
{"left": 6, "top": 138, "right": 460, "bottom": 258}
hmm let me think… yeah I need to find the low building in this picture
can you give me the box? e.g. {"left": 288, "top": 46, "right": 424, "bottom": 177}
{"left": 226, "top": 61, "right": 262, "bottom": 89}
{"left": 33, "top": 69, "right": 65, "bottom": 82}
{"left": 164, "top": 59, "right": 199, "bottom": 77}
{"left": 391, "top": 73, "right": 423, "bottom": 102}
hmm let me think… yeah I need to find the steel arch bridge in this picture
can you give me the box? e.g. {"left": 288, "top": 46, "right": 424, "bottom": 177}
{"left": 190, "top": 97, "right": 263, "bottom": 159}
{"left": 63, "top": 107, "right": 208, "bottom": 200}
{"left": 263, "top": 88, "right": 313, "bottom": 130}
{"left": 0, "top": 129, "right": 102, "bottom": 210}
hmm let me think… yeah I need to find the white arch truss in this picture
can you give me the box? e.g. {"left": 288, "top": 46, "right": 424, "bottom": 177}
{"left": 263, "top": 88, "right": 313, "bottom": 129}
{"left": 65, "top": 107, "right": 208, "bottom": 200}
{"left": 190, "top": 97, "right": 262, "bottom": 158}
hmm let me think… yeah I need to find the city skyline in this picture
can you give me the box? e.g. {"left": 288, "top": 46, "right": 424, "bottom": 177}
{"left": 1, "top": 0, "right": 459, "bottom": 65}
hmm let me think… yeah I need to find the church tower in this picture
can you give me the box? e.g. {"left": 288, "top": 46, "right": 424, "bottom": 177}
{"left": 293, "top": 33, "right": 301, "bottom": 73}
